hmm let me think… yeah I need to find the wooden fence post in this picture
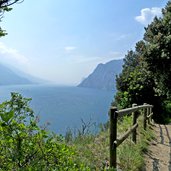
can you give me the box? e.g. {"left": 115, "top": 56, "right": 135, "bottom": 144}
{"left": 147, "top": 106, "right": 150, "bottom": 125}
{"left": 109, "top": 106, "right": 118, "bottom": 169}
{"left": 132, "top": 104, "right": 138, "bottom": 143}
{"left": 143, "top": 103, "right": 147, "bottom": 130}
{"left": 149, "top": 107, "right": 152, "bottom": 124}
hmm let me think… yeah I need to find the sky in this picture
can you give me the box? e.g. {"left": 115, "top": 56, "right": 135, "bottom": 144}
{"left": 0, "top": 0, "right": 169, "bottom": 85}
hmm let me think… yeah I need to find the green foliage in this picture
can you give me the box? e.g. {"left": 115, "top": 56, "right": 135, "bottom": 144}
{"left": 0, "top": 0, "right": 23, "bottom": 37}
{"left": 118, "top": 142, "right": 143, "bottom": 171}
{"left": 68, "top": 129, "right": 110, "bottom": 170}
{"left": 115, "top": 1, "right": 171, "bottom": 122}
{"left": 115, "top": 49, "right": 155, "bottom": 109}
{"left": 160, "top": 100, "right": 171, "bottom": 123}
{"left": 65, "top": 120, "right": 109, "bottom": 170}
{"left": 143, "top": 2, "right": 171, "bottom": 98}
{"left": 0, "top": 93, "right": 90, "bottom": 170}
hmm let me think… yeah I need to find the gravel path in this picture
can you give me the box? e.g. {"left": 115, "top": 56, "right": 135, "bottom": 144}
{"left": 143, "top": 124, "right": 171, "bottom": 171}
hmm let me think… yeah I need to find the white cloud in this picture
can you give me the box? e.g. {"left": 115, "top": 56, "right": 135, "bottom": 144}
{"left": 64, "top": 46, "right": 77, "bottom": 52}
{"left": 0, "top": 42, "right": 29, "bottom": 65}
{"left": 135, "top": 7, "right": 162, "bottom": 25}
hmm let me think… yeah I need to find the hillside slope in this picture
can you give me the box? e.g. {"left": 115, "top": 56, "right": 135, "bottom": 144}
{"left": 78, "top": 59, "right": 123, "bottom": 91}
{"left": 0, "top": 63, "right": 32, "bottom": 85}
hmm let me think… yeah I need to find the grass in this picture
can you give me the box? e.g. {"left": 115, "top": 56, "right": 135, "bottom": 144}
{"left": 65, "top": 114, "right": 155, "bottom": 171}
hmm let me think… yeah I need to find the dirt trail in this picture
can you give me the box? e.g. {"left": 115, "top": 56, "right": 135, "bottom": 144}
{"left": 144, "top": 124, "right": 171, "bottom": 171}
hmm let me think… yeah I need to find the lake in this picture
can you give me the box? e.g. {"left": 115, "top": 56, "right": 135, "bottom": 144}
{"left": 0, "top": 84, "right": 114, "bottom": 134}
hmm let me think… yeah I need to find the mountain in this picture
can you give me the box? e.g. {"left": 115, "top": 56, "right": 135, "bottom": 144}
{"left": 8, "top": 65, "right": 46, "bottom": 84}
{"left": 0, "top": 63, "right": 33, "bottom": 85}
{"left": 78, "top": 59, "right": 123, "bottom": 91}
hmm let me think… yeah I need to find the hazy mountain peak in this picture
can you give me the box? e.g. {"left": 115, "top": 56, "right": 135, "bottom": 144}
{"left": 78, "top": 59, "right": 123, "bottom": 91}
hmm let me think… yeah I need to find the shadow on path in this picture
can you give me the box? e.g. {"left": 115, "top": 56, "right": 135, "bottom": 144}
{"left": 159, "top": 124, "right": 164, "bottom": 144}
{"left": 152, "top": 158, "right": 159, "bottom": 171}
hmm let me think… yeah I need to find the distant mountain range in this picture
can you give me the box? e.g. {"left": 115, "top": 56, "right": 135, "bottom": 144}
{"left": 0, "top": 63, "right": 38, "bottom": 85}
{"left": 78, "top": 59, "right": 123, "bottom": 91}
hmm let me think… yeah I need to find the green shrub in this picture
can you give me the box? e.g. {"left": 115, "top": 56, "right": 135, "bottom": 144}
{"left": 0, "top": 93, "right": 90, "bottom": 171}
{"left": 162, "top": 100, "right": 171, "bottom": 123}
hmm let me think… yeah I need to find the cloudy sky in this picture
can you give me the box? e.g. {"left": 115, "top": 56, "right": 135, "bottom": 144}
{"left": 0, "top": 0, "right": 168, "bottom": 85}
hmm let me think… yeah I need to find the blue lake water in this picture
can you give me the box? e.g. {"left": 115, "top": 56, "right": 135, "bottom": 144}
{"left": 0, "top": 84, "right": 114, "bottom": 134}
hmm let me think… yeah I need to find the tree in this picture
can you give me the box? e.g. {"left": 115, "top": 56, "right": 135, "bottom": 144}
{"left": 115, "top": 1, "right": 171, "bottom": 122}
{"left": 0, "top": 0, "right": 23, "bottom": 37}
{"left": 143, "top": 1, "right": 171, "bottom": 98}
{"left": 115, "top": 47, "right": 155, "bottom": 109}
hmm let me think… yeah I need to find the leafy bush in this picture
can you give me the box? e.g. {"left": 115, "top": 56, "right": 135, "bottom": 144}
{"left": 161, "top": 100, "right": 171, "bottom": 123}
{"left": 0, "top": 93, "right": 90, "bottom": 170}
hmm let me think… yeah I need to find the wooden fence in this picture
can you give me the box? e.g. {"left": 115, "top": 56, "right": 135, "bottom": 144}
{"left": 109, "top": 103, "right": 153, "bottom": 169}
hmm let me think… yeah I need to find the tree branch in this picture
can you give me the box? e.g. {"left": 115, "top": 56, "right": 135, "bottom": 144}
{"left": 0, "top": 0, "right": 24, "bottom": 8}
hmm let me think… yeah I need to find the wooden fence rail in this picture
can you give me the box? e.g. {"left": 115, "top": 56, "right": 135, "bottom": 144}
{"left": 109, "top": 103, "right": 153, "bottom": 169}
